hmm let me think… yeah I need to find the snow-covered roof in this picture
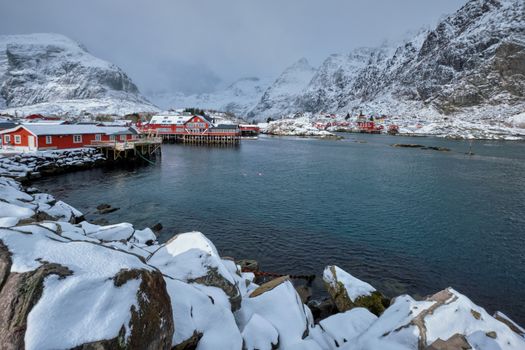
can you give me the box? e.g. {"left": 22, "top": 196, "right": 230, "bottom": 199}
{"left": 149, "top": 115, "right": 193, "bottom": 125}
{"left": 0, "top": 124, "right": 136, "bottom": 136}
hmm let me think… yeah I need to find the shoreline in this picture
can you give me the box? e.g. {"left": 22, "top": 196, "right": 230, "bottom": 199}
{"left": 0, "top": 151, "right": 524, "bottom": 349}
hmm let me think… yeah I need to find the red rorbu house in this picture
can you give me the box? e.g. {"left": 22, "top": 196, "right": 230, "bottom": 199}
{"left": 140, "top": 114, "right": 240, "bottom": 144}
{"left": 356, "top": 117, "right": 383, "bottom": 134}
{"left": 0, "top": 124, "right": 139, "bottom": 152}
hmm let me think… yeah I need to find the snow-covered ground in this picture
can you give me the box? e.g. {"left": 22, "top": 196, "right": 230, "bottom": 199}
{"left": 261, "top": 112, "right": 525, "bottom": 140}
{"left": 261, "top": 116, "right": 337, "bottom": 138}
{"left": 0, "top": 156, "right": 524, "bottom": 349}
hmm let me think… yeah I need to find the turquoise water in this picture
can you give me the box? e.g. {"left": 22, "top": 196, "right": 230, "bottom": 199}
{"left": 37, "top": 134, "right": 525, "bottom": 323}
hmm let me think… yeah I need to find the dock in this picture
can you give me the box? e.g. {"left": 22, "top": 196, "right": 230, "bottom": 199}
{"left": 89, "top": 137, "right": 162, "bottom": 162}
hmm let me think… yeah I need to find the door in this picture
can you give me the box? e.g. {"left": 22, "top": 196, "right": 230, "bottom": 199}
{"left": 28, "top": 136, "right": 36, "bottom": 150}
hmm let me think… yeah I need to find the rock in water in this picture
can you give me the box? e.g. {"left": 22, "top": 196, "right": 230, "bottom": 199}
{"left": 323, "top": 265, "right": 388, "bottom": 316}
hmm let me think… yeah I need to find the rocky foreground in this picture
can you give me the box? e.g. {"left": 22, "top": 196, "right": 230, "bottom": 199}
{"left": 0, "top": 163, "right": 525, "bottom": 349}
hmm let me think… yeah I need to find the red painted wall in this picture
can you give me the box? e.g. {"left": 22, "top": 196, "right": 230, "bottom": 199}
{"left": 0, "top": 128, "right": 35, "bottom": 147}
{"left": 1, "top": 126, "right": 136, "bottom": 150}
{"left": 37, "top": 133, "right": 135, "bottom": 150}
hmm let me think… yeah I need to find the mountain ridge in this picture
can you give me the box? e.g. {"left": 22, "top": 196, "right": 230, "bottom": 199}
{"left": 0, "top": 33, "right": 158, "bottom": 116}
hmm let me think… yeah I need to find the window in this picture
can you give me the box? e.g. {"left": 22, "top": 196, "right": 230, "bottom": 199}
{"left": 46, "top": 136, "right": 52, "bottom": 144}
{"left": 73, "top": 135, "right": 82, "bottom": 143}
{"left": 14, "top": 135, "right": 21, "bottom": 144}
{"left": 131, "top": 134, "right": 138, "bottom": 140}
{"left": 109, "top": 135, "right": 116, "bottom": 141}
{"left": 95, "top": 134, "right": 101, "bottom": 141}
{"left": 120, "top": 134, "right": 126, "bottom": 141}
{"left": 4, "top": 135, "right": 10, "bottom": 144}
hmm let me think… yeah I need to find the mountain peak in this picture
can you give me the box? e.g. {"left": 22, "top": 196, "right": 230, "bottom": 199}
{"left": 0, "top": 33, "right": 157, "bottom": 115}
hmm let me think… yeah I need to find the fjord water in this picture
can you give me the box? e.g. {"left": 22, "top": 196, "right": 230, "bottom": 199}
{"left": 37, "top": 134, "right": 525, "bottom": 323}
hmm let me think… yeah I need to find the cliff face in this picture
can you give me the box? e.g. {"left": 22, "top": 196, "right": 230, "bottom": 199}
{"left": 0, "top": 33, "right": 158, "bottom": 115}
{"left": 249, "top": 0, "right": 525, "bottom": 121}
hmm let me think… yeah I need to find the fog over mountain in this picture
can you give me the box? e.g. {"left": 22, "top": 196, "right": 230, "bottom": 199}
{"left": 0, "top": 0, "right": 465, "bottom": 96}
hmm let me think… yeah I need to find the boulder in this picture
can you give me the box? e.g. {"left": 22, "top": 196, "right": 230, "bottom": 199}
{"left": 165, "top": 278, "right": 241, "bottom": 350}
{"left": 314, "top": 308, "right": 377, "bottom": 349}
{"left": 239, "top": 277, "right": 320, "bottom": 349}
{"left": 148, "top": 231, "right": 242, "bottom": 312}
{"left": 344, "top": 288, "right": 525, "bottom": 350}
{"left": 151, "top": 222, "right": 163, "bottom": 233}
{"left": 323, "top": 265, "right": 388, "bottom": 316}
{"left": 242, "top": 313, "right": 279, "bottom": 350}
{"left": 425, "top": 334, "right": 472, "bottom": 350}
{"left": 237, "top": 259, "right": 260, "bottom": 272}
{"left": 0, "top": 226, "right": 174, "bottom": 350}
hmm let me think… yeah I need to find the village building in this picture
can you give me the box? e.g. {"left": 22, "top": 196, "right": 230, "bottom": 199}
{"left": 0, "top": 124, "right": 139, "bottom": 152}
{"left": 140, "top": 114, "right": 241, "bottom": 144}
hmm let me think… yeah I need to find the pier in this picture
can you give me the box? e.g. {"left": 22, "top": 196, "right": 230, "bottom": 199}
{"left": 89, "top": 136, "right": 162, "bottom": 162}
{"left": 139, "top": 114, "right": 242, "bottom": 145}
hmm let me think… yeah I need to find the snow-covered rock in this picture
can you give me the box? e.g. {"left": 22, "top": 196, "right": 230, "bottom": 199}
{"left": 345, "top": 288, "right": 525, "bottom": 350}
{"left": 0, "top": 33, "right": 158, "bottom": 116}
{"left": 166, "top": 278, "right": 242, "bottom": 350}
{"left": 238, "top": 276, "right": 321, "bottom": 350}
{"left": 0, "top": 224, "right": 173, "bottom": 349}
{"left": 148, "top": 231, "right": 242, "bottom": 311}
{"left": 0, "top": 148, "right": 106, "bottom": 179}
{"left": 323, "top": 265, "right": 388, "bottom": 316}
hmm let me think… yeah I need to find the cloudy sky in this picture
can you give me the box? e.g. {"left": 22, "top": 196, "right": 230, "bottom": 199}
{"left": 0, "top": 0, "right": 465, "bottom": 95}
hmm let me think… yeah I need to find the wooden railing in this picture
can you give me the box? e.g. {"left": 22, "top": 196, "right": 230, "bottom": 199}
{"left": 89, "top": 137, "right": 162, "bottom": 150}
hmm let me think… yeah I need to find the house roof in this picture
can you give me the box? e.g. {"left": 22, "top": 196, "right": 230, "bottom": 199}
{"left": 0, "top": 124, "right": 136, "bottom": 136}
{"left": 149, "top": 115, "right": 193, "bottom": 125}
{"left": 0, "top": 122, "right": 18, "bottom": 130}
{"left": 211, "top": 124, "right": 238, "bottom": 129}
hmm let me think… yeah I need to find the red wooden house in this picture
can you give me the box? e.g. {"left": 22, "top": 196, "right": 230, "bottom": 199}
{"left": 0, "top": 124, "right": 139, "bottom": 152}
{"left": 141, "top": 114, "right": 213, "bottom": 134}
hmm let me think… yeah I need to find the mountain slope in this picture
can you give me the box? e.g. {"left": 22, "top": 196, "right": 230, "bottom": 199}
{"left": 150, "top": 77, "right": 271, "bottom": 117}
{"left": 0, "top": 33, "right": 158, "bottom": 116}
{"left": 249, "top": 0, "right": 525, "bottom": 122}
{"left": 248, "top": 58, "right": 316, "bottom": 120}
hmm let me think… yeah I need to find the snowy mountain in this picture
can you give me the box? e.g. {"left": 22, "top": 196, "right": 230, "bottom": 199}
{"left": 0, "top": 33, "right": 158, "bottom": 116}
{"left": 249, "top": 0, "right": 525, "bottom": 122}
{"left": 248, "top": 58, "right": 316, "bottom": 120}
{"left": 149, "top": 77, "right": 271, "bottom": 117}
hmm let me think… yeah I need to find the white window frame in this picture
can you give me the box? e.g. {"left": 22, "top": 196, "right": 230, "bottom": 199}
{"left": 120, "top": 134, "right": 126, "bottom": 141}
{"left": 95, "top": 134, "right": 102, "bottom": 141}
{"left": 73, "top": 135, "right": 82, "bottom": 143}
{"left": 109, "top": 135, "right": 116, "bottom": 141}
{"left": 46, "top": 135, "right": 53, "bottom": 144}
{"left": 4, "top": 135, "right": 10, "bottom": 144}
{"left": 14, "top": 135, "right": 21, "bottom": 144}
